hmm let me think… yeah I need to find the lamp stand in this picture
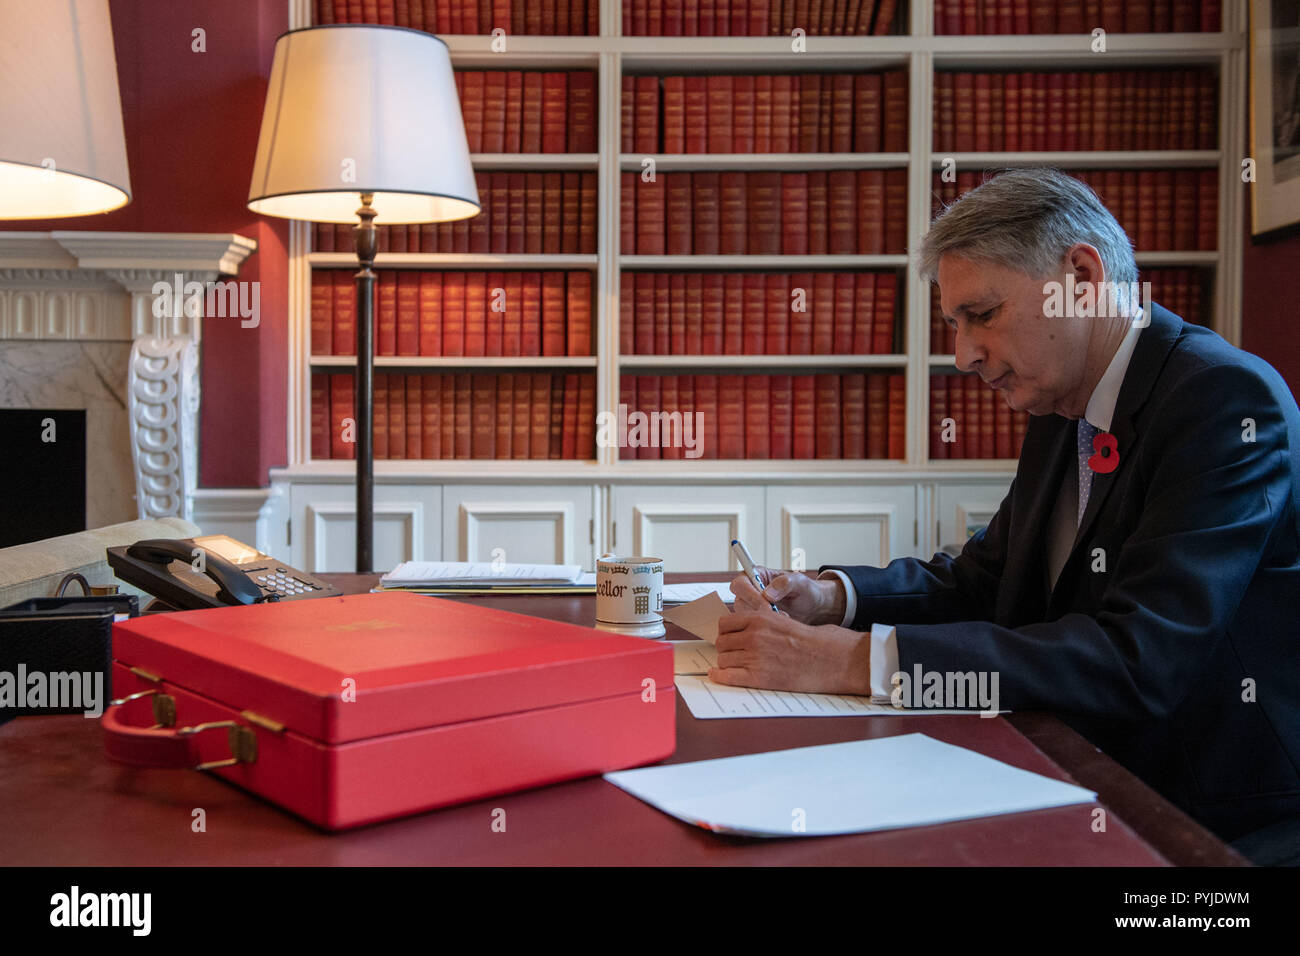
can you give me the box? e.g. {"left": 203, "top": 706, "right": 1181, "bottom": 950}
{"left": 353, "top": 192, "right": 377, "bottom": 573}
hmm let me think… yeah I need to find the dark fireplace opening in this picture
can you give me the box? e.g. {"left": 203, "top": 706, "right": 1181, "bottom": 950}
{"left": 1, "top": 410, "right": 86, "bottom": 548}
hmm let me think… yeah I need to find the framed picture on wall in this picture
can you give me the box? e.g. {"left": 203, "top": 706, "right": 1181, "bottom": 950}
{"left": 1250, "top": 0, "right": 1300, "bottom": 235}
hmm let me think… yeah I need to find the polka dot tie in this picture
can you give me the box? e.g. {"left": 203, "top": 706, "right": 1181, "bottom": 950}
{"left": 1077, "top": 418, "right": 1098, "bottom": 528}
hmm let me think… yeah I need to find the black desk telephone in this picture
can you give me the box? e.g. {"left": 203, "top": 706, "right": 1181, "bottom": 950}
{"left": 107, "top": 535, "right": 342, "bottom": 610}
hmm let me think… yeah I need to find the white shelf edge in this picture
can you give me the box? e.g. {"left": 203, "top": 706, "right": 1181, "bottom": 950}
{"left": 307, "top": 253, "right": 599, "bottom": 268}
{"left": 620, "top": 254, "right": 909, "bottom": 268}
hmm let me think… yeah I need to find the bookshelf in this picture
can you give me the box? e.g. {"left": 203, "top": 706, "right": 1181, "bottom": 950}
{"left": 265, "top": 0, "right": 1246, "bottom": 573}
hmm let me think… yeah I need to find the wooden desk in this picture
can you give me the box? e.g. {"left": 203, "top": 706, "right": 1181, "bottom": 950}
{"left": 0, "top": 573, "right": 1246, "bottom": 866}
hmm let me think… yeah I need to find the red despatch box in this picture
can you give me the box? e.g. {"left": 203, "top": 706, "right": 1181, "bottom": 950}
{"left": 102, "top": 592, "right": 675, "bottom": 830}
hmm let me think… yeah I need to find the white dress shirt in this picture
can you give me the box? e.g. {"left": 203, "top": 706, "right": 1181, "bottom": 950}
{"left": 820, "top": 319, "right": 1144, "bottom": 698}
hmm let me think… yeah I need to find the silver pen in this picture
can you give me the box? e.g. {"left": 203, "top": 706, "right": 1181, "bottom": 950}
{"left": 731, "top": 538, "right": 779, "bottom": 612}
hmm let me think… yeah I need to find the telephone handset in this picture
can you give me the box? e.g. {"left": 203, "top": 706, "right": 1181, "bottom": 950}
{"left": 107, "top": 534, "right": 342, "bottom": 610}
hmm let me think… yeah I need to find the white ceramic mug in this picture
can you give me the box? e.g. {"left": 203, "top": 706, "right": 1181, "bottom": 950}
{"left": 594, "top": 554, "right": 665, "bottom": 639}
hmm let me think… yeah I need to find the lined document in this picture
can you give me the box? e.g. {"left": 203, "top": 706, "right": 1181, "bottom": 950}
{"left": 663, "top": 582, "right": 735, "bottom": 605}
{"left": 674, "top": 675, "right": 986, "bottom": 719}
{"left": 671, "top": 640, "right": 717, "bottom": 676}
{"left": 380, "top": 561, "right": 587, "bottom": 587}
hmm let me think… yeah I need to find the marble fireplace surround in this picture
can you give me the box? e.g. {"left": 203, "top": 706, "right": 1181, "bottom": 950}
{"left": 0, "top": 232, "right": 257, "bottom": 530}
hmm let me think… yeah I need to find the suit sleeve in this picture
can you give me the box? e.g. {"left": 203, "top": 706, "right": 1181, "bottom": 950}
{"left": 819, "top": 477, "right": 1016, "bottom": 629}
{"left": 894, "top": 363, "right": 1293, "bottom": 722}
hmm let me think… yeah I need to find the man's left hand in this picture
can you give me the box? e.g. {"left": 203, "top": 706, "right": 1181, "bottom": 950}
{"left": 709, "top": 608, "right": 872, "bottom": 696}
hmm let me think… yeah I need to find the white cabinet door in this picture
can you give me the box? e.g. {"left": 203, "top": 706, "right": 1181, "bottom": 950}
{"left": 442, "top": 484, "right": 595, "bottom": 567}
{"left": 610, "top": 485, "right": 766, "bottom": 573}
{"left": 765, "top": 484, "right": 918, "bottom": 570}
{"left": 932, "top": 480, "right": 1014, "bottom": 555}
{"left": 288, "top": 482, "right": 441, "bottom": 573}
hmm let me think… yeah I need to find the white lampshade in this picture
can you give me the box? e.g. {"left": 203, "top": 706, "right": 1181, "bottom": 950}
{"left": 0, "top": 0, "right": 132, "bottom": 218}
{"left": 248, "top": 25, "right": 480, "bottom": 224}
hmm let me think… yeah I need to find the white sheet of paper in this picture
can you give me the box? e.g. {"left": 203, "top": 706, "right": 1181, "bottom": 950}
{"left": 671, "top": 640, "right": 718, "bottom": 675}
{"left": 674, "top": 675, "right": 991, "bottom": 718}
{"left": 662, "top": 592, "right": 731, "bottom": 643}
{"left": 663, "top": 582, "right": 735, "bottom": 604}
{"left": 603, "top": 733, "right": 1095, "bottom": 837}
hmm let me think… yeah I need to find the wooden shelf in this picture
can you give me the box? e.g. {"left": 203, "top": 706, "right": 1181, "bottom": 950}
{"left": 470, "top": 153, "right": 599, "bottom": 170}
{"left": 621, "top": 355, "right": 907, "bottom": 368}
{"left": 933, "top": 151, "right": 1220, "bottom": 169}
{"left": 620, "top": 152, "right": 909, "bottom": 171}
{"left": 310, "top": 356, "right": 597, "bottom": 369}
{"left": 620, "top": 254, "right": 908, "bottom": 269}
{"left": 308, "top": 253, "right": 598, "bottom": 269}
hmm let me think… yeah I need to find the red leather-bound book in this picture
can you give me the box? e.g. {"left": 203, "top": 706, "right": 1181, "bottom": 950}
{"left": 753, "top": 74, "right": 773, "bottom": 152}
{"left": 633, "top": 272, "right": 655, "bottom": 353}
{"left": 764, "top": 273, "right": 789, "bottom": 355}
{"left": 933, "top": 71, "right": 953, "bottom": 152}
{"left": 503, "top": 70, "right": 523, "bottom": 152}
{"left": 567, "top": 271, "right": 592, "bottom": 356}
{"left": 720, "top": 273, "right": 743, "bottom": 354}
{"left": 540, "top": 272, "right": 566, "bottom": 356}
{"left": 771, "top": 75, "right": 794, "bottom": 153}
{"left": 694, "top": 373, "right": 718, "bottom": 458}
{"left": 522, "top": 0, "right": 539, "bottom": 34}
{"left": 788, "top": 272, "right": 813, "bottom": 353}
{"left": 579, "top": 171, "right": 597, "bottom": 253}
{"left": 462, "top": 272, "right": 485, "bottom": 357}
{"left": 329, "top": 374, "right": 355, "bottom": 460}
{"left": 620, "top": 172, "right": 636, "bottom": 253}
{"left": 653, "top": 273, "right": 671, "bottom": 354}
{"left": 561, "top": 171, "right": 581, "bottom": 253}
{"left": 684, "top": 273, "right": 704, "bottom": 354}
{"left": 806, "top": 171, "right": 829, "bottom": 255}
{"left": 1045, "top": 72, "right": 1065, "bottom": 150}
{"left": 698, "top": 0, "right": 716, "bottom": 35}
{"left": 395, "top": 272, "right": 420, "bottom": 356}
{"left": 693, "top": 171, "right": 720, "bottom": 255}
{"left": 541, "top": 72, "right": 568, "bottom": 153}
{"left": 865, "top": 372, "right": 887, "bottom": 457}
{"left": 1154, "top": 174, "right": 1174, "bottom": 251}
{"left": 827, "top": 170, "right": 856, "bottom": 255}
{"left": 620, "top": 274, "right": 635, "bottom": 355}
{"left": 841, "top": 372, "right": 866, "bottom": 458}
{"left": 850, "top": 271, "right": 875, "bottom": 353}
{"left": 994, "top": 388, "right": 1013, "bottom": 459}
{"left": 882, "top": 69, "right": 907, "bottom": 152}
{"left": 666, "top": 173, "right": 693, "bottom": 255}
{"left": 856, "top": 169, "right": 885, "bottom": 255}
{"left": 684, "top": 76, "right": 708, "bottom": 152}
{"left": 469, "top": 373, "right": 495, "bottom": 459}
{"left": 636, "top": 376, "right": 661, "bottom": 459}
{"left": 1173, "top": 171, "right": 1196, "bottom": 250}
{"left": 376, "top": 273, "right": 397, "bottom": 356}
{"left": 884, "top": 168, "right": 906, "bottom": 253}
{"left": 436, "top": 369, "right": 454, "bottom": 458}
{"left": 872, "top": 272, "right": 896, "bottom": 353}
{"left": 872, "top": 0, "right": 898, "bottom": 33}
{"left": 791, "top": 374, "right": 816, "bottom": 458}
{"left": 1028, "top": 0, "right": 1054, "bottom": 32}
{"left": 568, "top": 70, "right": 596, "bottom": 151}
{"left": 311, "top": 271, "right": 333, "bottom": 355}
{"left": 669, "top": 273, "right": 688, "bottom": 354}
{"left": 814, "top": 373, "right": 842, "bottom": 458}
{"left": 646, "top": 0, "right": 663, "bottom": 35}
{"left": 662, "top": 0, "right": 683, "bottom": 34}
{"left": 373, "top": 373, "right": 390, "bottom": 459}
{"left": 832, "top": 272, "right": 855, "bottom": 353}
{"left": 744, "top": 375, "right": 770, "bottom": 459}
{"left": 388, "top": 375, "right": 407, "bottom": 460}
{"left": 461, "top": 71, "right": 485, "bottom": 152}
{"left": 311, "top": 374, "right": 330, "bottom": 459}
{"left": 542, "top": 174, "right": 563, "bottom": 253}
{"left": 659, "top": 375, "right": 680, "bottom": 460}
{"left": 701, "top": 273, "right": 725, "bottom": 353}
{"left": 1197, "top": 169, "right": 1216, "bottom": 251}
{"left": 415, "top": 373, "right": 438, "bottom": 460}
{"left": 810, "top": 272, "right": 834, "bottom": 354}
{"left": 662, "top": 76, "right": 685, "bottom": 152}
{"left": 521, "top": 271, "right": 543, "bottom": 356}
{"left": 313, "top": 222, "right": 334, "bottom": 253}
{"left": 766, "top": 374, "right": 792, "bottom": 459}
{"left": 484, "top": 270, "right": 505, "bottom": 356}
{"left": 953, "top": 72, "right": 974, "bottom": 151}
{"left": 1136, "top": 169, "right": 1157, "bottom": 251}
{"left": 977, "top": 381, "right": 994, "bottom": 459}
{"left": 706, "top": 75, "right": 734, "bottom": 152}
{"left": 506, "top": 172, "right": 526, "bottom": 254}
{"left": 634, "top": 76, "right": 659, "bottom": 153}
{"left": 482, "top": 71, "right": 507, "bottom": 152}
{"left": 682, "top": 0, "right": 700, "bottom": 36}
{"left": 886, "top": 373, "right": 905, "bottom": 458}
{"left": 576, "top": 372, "right": 595, "bottom": 459}
{"left": 741, "top": 273, "right": 765, "bottom": 354}
{"left": 638, "top": 174, "right": 666, "bottom": 255}
{"left": 717, "top": 374, "right": 746, "bottom": 458}
{"left": 620, "top": 75, "right": 635, "bottom": 151}
{"left": 959, "top": 375, "right": 979, "bottom": 459}
{"left": 561, "top": 372, "right": 579, "bottom": 458}
{"left": 748, "top": 172, "right": 781, "bottom": 256}
{"left": 468, "top": 172, "right": 491, "bottom": 253}
{"left": 511, "top": 370, "right": 530, "bottom": 459}
{"left": 973, "top": 72, "right": 992, "bottom": 151}
{"left": 618, "top": 375, "right": 635, "bottom": 460}
{"left": 719, "top": 172, "right": 749, "bottom": 255}
{"left": 733, "top": 75, "right": 756, "bottom": 153}
{"left": 332, "top": 272, "right": 356, "bottom": 357}
{"left": 853, "top": 73, "right": 882, "bottom": 152}
{"left": 797, "top": 74, "right": 820, "bottom": 152}
{"left": 929, "top": 374, "right": 949, "bottom": 460}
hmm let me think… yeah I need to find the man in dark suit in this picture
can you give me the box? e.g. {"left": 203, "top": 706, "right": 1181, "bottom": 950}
{"left": 713, "top": 169, "right": 1300, "bottom": 864}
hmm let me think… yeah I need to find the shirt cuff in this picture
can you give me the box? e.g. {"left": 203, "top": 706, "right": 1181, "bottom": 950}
{"left": 869, "top": 623, "right": 900, "bottom": 701}
{"left": 817, "top": 568, "right": 857, "bottom": 628}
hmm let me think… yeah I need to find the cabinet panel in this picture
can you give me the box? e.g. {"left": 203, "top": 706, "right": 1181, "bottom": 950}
{"left": 288, "top": 483, "right": 441, "bottom": 573}
{"left": 442, "top": 484, "right": 594, "bottom": 567}
{"left": 610, "top": 485, "right": 765, "bottom": 572}
{"left": 933, "top": 480, "right": 1013, "bottom": 554}
{"left": 765, "top": 484, "right": 917, "bottom": 570}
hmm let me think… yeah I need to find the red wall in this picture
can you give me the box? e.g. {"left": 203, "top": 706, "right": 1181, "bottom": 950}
{"left": 4, "top": 0, "right": 289, "bottom": 488}
{"left": 1241, "top": 210, "right": 1300, "bottom": 403}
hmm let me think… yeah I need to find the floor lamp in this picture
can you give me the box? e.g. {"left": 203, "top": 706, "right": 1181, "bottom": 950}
{"left": 248, "top": 25, "right": 480, "bottom": 573}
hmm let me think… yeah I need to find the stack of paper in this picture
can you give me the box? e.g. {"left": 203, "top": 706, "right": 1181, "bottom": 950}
{"left": 378, "top": 561, "right": 596, "bottom": 593}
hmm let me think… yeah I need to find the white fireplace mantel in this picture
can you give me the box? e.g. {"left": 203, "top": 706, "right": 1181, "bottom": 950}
{"left": 0, "top": 231, "right": 258, "bottom": 525}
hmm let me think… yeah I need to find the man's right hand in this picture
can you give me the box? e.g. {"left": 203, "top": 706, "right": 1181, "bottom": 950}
{"left": 730, "top": 567, "right": 847, "bottom": 626}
